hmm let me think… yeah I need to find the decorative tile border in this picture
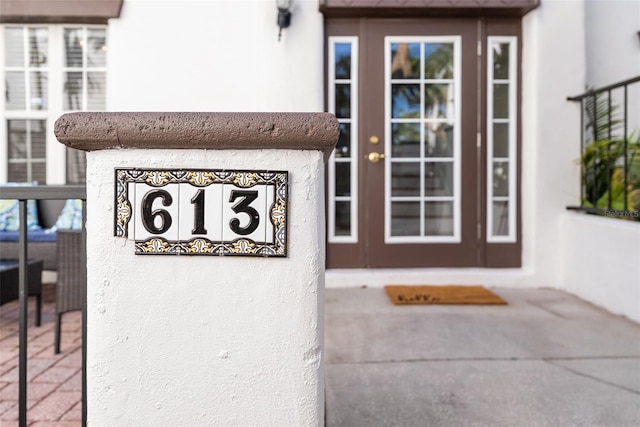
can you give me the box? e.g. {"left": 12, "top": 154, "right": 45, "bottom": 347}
{"left": 114, "top": 168, "right": 288, "bottom": 257}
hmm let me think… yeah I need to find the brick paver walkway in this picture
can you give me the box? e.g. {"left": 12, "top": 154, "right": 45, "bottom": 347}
{"left": 0, "top": 285, "right": 82, "bottom": 427}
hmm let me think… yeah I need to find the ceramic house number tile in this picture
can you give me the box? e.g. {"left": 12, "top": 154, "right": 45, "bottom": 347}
{"left": 114, "top": 169, "right": 288, "bottom": 257}
{"left": 178, "top": 182, "right": 224, "bottom": 242}
{"left": 133, "top": 182, "right": 180, "bottom": 242}
{"left": 221, "top": 183, "right": 270, "bottom": 245}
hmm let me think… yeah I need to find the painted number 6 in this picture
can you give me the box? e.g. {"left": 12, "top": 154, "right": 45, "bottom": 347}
{"left": 142, "top": 189, "right": 173, "bottom": 234}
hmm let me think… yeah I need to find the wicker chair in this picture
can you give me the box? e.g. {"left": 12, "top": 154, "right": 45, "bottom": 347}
{"left": 54, "top": 229, "right": 85, "bottom": 354}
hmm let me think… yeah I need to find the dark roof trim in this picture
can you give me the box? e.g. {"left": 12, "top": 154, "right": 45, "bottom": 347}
{"left": 319, "top": 0, "right": 539, "bottom": 18}
{"left": 0, "top": 0, "right": 123, "bottom": 24}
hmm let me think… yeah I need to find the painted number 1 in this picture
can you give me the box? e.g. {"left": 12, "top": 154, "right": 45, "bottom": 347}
{"left": 191, "top": 189, "right": 207, "bottom": 235}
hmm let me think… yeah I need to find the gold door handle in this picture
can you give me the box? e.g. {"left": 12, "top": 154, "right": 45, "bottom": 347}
{"left": 367, "top": 152, "right": 385, "bottom": 163}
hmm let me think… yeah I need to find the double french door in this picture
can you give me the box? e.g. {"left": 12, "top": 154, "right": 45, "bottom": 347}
{"left": 326, "top": 18, "right": 521, "bottom": 268}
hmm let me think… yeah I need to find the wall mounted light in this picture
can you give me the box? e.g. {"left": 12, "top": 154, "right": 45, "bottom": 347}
{"left": 276, "top": 0, "right": 292, "bottom": 42}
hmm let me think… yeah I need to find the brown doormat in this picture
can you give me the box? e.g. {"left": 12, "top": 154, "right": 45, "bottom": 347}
{"left": 384, "top": 285, "right": 507, "bottom": 305}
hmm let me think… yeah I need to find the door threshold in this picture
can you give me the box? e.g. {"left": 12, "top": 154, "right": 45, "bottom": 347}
{"left": 325, "top": 267, "right": 532, "bottom": 288}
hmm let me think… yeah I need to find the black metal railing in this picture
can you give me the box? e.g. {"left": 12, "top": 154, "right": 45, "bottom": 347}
{"left": 567, "top": 75, "right": 640, "bottom": 221}
{"left": 0, "top": 185, "right": 86, "bottom": 427}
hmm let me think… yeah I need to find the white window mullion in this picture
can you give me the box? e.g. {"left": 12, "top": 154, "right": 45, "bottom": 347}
{"left": 82, "top": 28, "right": 89, "bottom": 110}
{"left": 350, "top": 37, "right": 359, "bottom": 243}
{"left": 23, "top": 28, "right": 31, "bottom": 114}
{"left": 507, "top": 38, "right": 518, "bottom": 240}
{"left": 48, "top": 25, "right": 66, "bottom": 184}
{"left": 0, "top": 27, "right": 7, "bottom": 182}
{"left": 453, "top": 36, "right": 462, "bottom": 242}
{"left": 26, "top": 120, "right": 34, "bottom": 181}
{"left": 327, "top": 38, "right": 338, "bottom": 242}
{"left": 419, "top": 42, "right": 425, "bottom": 237}
{"left": 487, "top": 44, "right": 495, "bottom": 241}
{"left": 384, "top": 38, "right": 391, "bottom": 243}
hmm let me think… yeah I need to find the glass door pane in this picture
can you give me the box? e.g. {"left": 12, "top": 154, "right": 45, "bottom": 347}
{"left": 385, "top": 37, "right": 461, "bottom": 243}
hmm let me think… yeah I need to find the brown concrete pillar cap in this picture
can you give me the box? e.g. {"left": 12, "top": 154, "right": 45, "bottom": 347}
{"left": 54, "top": 112, "right": 339, "bottom": 159}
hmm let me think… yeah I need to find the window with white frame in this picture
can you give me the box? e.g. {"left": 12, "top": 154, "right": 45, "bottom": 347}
{"left": 487, "top": 36, "right": 517, "bottom": 242}
{"left": 328, "top": 37, "right": 358, "bottom": 243}
{"left": 1, "top": 25, "right": 107, "bottom": 184}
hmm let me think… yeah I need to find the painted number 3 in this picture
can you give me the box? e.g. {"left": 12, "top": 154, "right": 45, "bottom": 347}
{"left": 141, "top": 189, "right": 260, "bottom": 236}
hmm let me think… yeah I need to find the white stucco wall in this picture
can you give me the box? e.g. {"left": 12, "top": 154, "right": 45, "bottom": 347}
{"left": 107, "top": 0, "right": 324, "bottom": 112}
{"left": 584, "top": 0, "right": 640, "bottom": 137}
{"left": 560, "top": 212, "right": 640, "bottom": 323}
{"left": 86, "top": 148, "right": 325, "bottom": 426}
{"left": 555, "top": 0, "right": 640, "bottom": 323}
{"left": 519, "top": 0, "right": 586, "bottom": 288}
{"left": 585, "top": 0, "right": 640, "bottom": 87}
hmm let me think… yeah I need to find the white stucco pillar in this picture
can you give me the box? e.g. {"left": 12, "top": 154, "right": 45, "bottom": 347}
{"left": 55, "top": 112, "right": 338, "bottom": 426}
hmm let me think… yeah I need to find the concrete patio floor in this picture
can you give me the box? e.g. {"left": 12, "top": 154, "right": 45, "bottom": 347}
{"left": 1, "top": 286, "right": 639, "bottom": 426}
{"left": 325, "top": 287, "right": 640, "bottom": 426}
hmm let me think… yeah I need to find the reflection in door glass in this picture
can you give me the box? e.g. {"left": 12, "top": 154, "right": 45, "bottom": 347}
{"left": 391, "top": 163, "right": 420, "bottom": 197}
{"left": 329, "top": 37, "right": 358, "bottom": 243}
{"left": 387, "top": 38, "right": 459, "bottom": 241}
{"left": 492, "top": 161, "right": 509, "bottom": 197}
{"left": 336, "top": 123, "right": 351, "bottom": 158}
{"left": 424, "top": 122, "right": 454, "bottom": 157}
{"left": 424, "top": 162, "right": 454, "bottom": 197}
{"left": 335, "top": 201, "right": 351, "bottom": 236}
{"left": 424, "top": 43, "right": 454, "bottom": 79}
{"left": 392, "top": 123, "right": 420, "bottom": 157}
{"left": 390, "top": 43, "right": 420, "bottom": 79}
{"left": 335, "top": 84, "right": 351, "bottom": 118}
{"left": 493, "top": 43, "right": 510, "bottom": 80}
{"left": 492, "top": 123, "right": 509, "bottom": 157}
{"left": 425, "top": 83, "right": 454, "bottom": 119}
{"left": 424, "top": 202, "right": 454, "bottom": 236}
{"left": 493, "top": 83, "right": 509, "bottom": 119}
{"left": 335, "top": 43, "right": 352, "bottom": 79}
{"left": 335, "top": 163, "right": 351, "bottom": 197}
{"left": 392, "top": 84, "right": 420, "bottom": 118}
{"left": 492, "top": 201, "right": 509, "bottom": 236}
{"left": 391, "top": 202, "right": 420, "bottom": 236}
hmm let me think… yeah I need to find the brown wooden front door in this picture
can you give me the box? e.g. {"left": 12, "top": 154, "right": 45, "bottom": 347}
{"left": 326, "top": 18, "right": 522, "bottom": 268}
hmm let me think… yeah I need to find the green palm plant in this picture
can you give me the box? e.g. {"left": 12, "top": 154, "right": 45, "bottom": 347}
{"left": 581, "top": 91, "right": 620, "bottom": 207}
{"left": 588, "top": 167, "right": 640, "bottom": 212}
{"left": 579, "top": 89, "right": 640, "bottom": 218}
